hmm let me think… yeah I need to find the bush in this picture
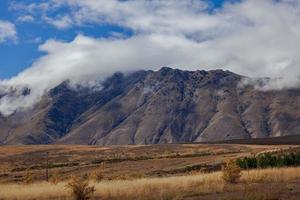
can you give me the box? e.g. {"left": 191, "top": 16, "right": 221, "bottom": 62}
{"left": 257, "top": 153, "right": 276, "bottom": 168}
{"left": 236, "top": 150, "right": 300, "bottom": 170}
{"left": 67, "top": 176, "right": 95, "bottom": 200}
{"left": 236, "top": 157, "right": 257, "bottom": 169}
{"left": 283, "top": 153, "right": 295, "bottom": 166}
{"left": 222, "top": 159, "right": 241, "bottom": 183}
{"left": 295, "top": 151, "right": 300, "bottom": 165}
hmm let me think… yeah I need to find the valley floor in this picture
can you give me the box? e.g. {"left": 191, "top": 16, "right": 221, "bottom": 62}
{"left": 0, "top": 144, "right": 299, "bottom": 199}
{"left": 0, "top": 144, "right": 297, "bottom": 183}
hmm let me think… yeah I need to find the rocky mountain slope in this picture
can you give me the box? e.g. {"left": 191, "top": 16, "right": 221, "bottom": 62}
{"left": 0, "top": 67, "right": 299, "bottom": 145}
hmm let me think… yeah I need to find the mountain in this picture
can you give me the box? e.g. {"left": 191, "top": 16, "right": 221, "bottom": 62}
{"left": 0, "top": 67, "right": 299, "bottom": 145}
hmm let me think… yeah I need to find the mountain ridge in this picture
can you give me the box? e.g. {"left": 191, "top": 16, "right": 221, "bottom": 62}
{"left": 0, "top": 67, "right": 299, "bottom": 145}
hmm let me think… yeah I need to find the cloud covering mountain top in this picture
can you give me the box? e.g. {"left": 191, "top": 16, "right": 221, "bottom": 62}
{"left": 1, "top": 0, "right": 300, "bottom": 116}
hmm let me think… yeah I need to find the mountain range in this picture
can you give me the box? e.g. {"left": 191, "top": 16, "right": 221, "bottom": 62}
{"left": 0, "top": 67, "right": 299, "bottom": 145}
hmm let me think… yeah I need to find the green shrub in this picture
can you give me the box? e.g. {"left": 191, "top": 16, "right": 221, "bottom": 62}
{"left": 236, "top": 150, "right": 300, "bottom": 170}
{"left": 257, "top": 153, "right": 276, "bottom": 168}
{"left": 236, "top": 157, "right": 257, "bottom": 169}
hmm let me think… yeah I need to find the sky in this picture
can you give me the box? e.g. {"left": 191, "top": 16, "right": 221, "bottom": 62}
{"left": 0, "top": 0, "right": 300, "bottom": 116}
{"left": 0, "top": 0, "right": 234, "bottom": 79}
{"left": 0, "top": 0, "right": 136, "bottom": 78}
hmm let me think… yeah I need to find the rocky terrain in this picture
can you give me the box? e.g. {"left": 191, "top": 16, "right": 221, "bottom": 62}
{"left": 0, "top": 67, "right": 299, "bottom": 145}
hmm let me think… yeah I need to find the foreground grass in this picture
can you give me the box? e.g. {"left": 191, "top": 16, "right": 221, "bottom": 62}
{"left": 0, "top": 167, "right": 300, "bottom": 200}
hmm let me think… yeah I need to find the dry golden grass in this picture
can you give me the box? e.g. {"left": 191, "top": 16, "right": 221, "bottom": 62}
{"left": 242, "top": 167, "right": 300, "bottom": 183}
{"left": 0, "top": 182, "right": 68, "bottom": 199}
{"left": 0, "top": 167, "right": 300, "bottom": 200}
{"left": 93, "top": 172, "right": 224, "bottom": 200}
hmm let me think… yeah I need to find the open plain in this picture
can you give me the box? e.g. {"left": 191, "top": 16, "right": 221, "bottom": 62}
{"left": 0, "top": 144, "right": 300, "bottom": 199}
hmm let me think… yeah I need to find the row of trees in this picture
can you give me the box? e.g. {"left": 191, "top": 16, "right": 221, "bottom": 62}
{"left": 236, "top": 151, "right": 300, "bottom": 169}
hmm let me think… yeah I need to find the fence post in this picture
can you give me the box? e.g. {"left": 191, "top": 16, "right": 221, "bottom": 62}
{"left": 46, "top": 152, "right": 49, "bottom": 182}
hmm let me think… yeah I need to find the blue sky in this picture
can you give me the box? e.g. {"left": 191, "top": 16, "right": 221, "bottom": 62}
{"left": 0, "top": 0, "right": 134, "bottom": 78}
{"left": 0, "top": 0, "right": 236, "bottom": 79}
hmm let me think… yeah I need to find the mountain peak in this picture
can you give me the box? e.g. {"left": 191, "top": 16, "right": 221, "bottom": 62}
{"left": 0, "top": 68, "right": 299, "bottom": 145}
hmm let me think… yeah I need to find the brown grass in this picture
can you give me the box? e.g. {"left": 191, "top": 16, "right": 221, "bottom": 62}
{"left": 1, "top": 144, "right": 297, "bottom": 183}
{"left": 0, "top": 167, "right": 300, "bottom": 200}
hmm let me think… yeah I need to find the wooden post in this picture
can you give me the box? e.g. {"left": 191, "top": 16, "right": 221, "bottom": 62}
{"left": 46, "top": 152, "right": 49, "bottom": 182}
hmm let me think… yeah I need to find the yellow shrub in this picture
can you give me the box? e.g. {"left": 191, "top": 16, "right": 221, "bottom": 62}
{"left": 222, "top": 159, "right": 241, "bottom": 183}
{"left": 67, "top": 176, "right": 95, "bottom": 200}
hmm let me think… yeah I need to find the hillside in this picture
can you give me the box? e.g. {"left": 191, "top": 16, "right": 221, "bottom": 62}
{"left": 0, "top": 67, "right": 299, "bottom": 145}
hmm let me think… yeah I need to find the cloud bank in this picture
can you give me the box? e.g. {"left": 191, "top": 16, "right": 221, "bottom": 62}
{"left": 1, "top": 0, "right": 300, "bottom": 116}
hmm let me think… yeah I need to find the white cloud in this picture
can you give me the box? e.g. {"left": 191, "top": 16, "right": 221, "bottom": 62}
{"left": 0, "top": 20, "right": 17, "bottom": 43}
{"left": 9, "top": 1, "right": 52, "bottom": 14}
{"left": 17, "top": 15, "right": 34, "bottom": 23}
{"left": 1, "top": 0, "right": 300, "bottom": 116}
{"left": 43, "top": 15, "right": 73, "bottom": 29}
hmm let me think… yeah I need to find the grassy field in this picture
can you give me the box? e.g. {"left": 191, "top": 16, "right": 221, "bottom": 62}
{"left": 0, "top": 144, "right": 299, "bottom": 199}
{"left": 0, "top": 167, "right": 300, "bottom": 200}
{"left": 0, "top": 144, "right": 297, "bottom": 183}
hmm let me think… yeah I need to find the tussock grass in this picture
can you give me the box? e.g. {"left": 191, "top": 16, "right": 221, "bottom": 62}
{"left": 242, "top": 166, "right": 300, "bottom": 183}
{"left": 0, "top": 182, "right": 68, "bottom": 199}
{"left": 93, "top": 172, "right": 223, "bottom": 200}
{"left": 0, "top": 167, "right": 299, "bottom": 200}
{"left": 67, "top": 177, "right": 95, "bottom": 200}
